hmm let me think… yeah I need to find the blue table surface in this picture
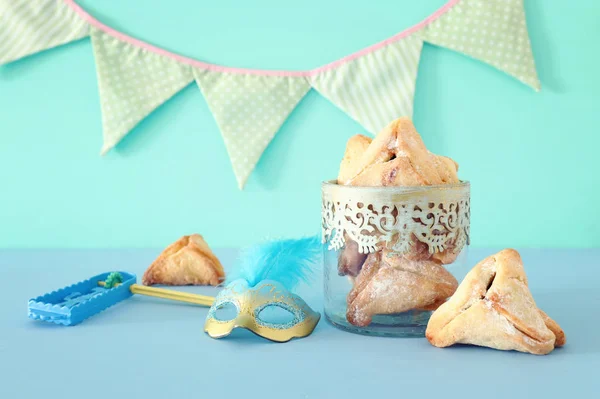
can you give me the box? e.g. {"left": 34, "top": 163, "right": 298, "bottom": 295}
{"left": 1, "top": 248, "right": 598, "bottom": 399}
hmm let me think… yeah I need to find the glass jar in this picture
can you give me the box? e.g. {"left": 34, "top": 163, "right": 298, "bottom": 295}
{"left": 321, "top": 180, "right": 470, "bottom": 337}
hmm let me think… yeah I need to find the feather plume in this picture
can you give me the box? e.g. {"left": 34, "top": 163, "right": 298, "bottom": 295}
{"left": 226, "top": 235, "right": 322, "bottom": 291}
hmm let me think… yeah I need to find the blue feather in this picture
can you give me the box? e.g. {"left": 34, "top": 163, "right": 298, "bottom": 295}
{"left": 226, "top": 235, "right": 323, "bottom": 291}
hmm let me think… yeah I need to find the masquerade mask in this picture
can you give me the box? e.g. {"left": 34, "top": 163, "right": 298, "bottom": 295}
{"left": 205, "top": 279, "right": 320, "bottom": 342}
{"left": 204, "top": 236, "right": 322, "bottom": 342}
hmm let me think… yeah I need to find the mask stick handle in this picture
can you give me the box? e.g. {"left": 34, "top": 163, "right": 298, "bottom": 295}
{"left": 98, "top": 281, "right": 215, "bottom": 306}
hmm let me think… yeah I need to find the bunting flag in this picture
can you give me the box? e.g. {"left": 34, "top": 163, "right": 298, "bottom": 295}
{"left": 310, "top": 35, "right": 423, "bottom": 135}
{"left": 0, "top": 0, "right": 541, "bottom": 189}
{"left": 194, "top": 71, "right": 310, "bottom": 188}
{"left": 420, "top": 0, "right": 540, "bottom": 90}
{"left": 90, "top": 28, "right": 195, "bottom": 154}
{"left": 0, "top": 0, "right": 89, "bottom": 65}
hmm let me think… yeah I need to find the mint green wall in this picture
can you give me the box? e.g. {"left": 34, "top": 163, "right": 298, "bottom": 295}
{"left": 0, "top": 0, "right": 598, "bottom": 249}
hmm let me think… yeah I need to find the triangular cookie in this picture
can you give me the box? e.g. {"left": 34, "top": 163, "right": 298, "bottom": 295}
{"left": 346, "top": 250, "right": 458, "bottom": 326}
{"left": 337, "top": 118, "right": 459, "bottom": 186}
{"left": 337, "top": 134, "right": 373, "bottom": 185}
{"left": 426, "top": 249, "right": 565, "bottom": 355}
{"left": 337, "top": 234, "right": 368, "bottom": 279}
{"left": 142, "top": 234, "right": 225, "bottom": 286}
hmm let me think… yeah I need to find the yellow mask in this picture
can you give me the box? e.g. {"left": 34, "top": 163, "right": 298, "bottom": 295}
{"left": 204, "top": 279, "right": 320, "bottom": 342}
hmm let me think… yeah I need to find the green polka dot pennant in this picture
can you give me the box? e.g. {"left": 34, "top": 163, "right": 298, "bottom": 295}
{"left": 421, "top": 0, "right": 540, "bottom": 91}
{"left": 194, "top": 70, "right": 310, "bottom": 189}
{"left": 0, "top": 0, "right": 89, "bottom": 66}
{"left": 90, "top": 28, "right": 194, "bottom": 154}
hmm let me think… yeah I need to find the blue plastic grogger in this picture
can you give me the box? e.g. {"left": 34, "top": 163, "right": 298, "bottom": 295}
{"left": 28, "top": 272, "right": 214, "bottom": 326}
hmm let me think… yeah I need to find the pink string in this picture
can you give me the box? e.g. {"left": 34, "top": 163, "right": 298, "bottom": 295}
{"left": 64, "top": 0, "right": 460, "bottom": 77}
